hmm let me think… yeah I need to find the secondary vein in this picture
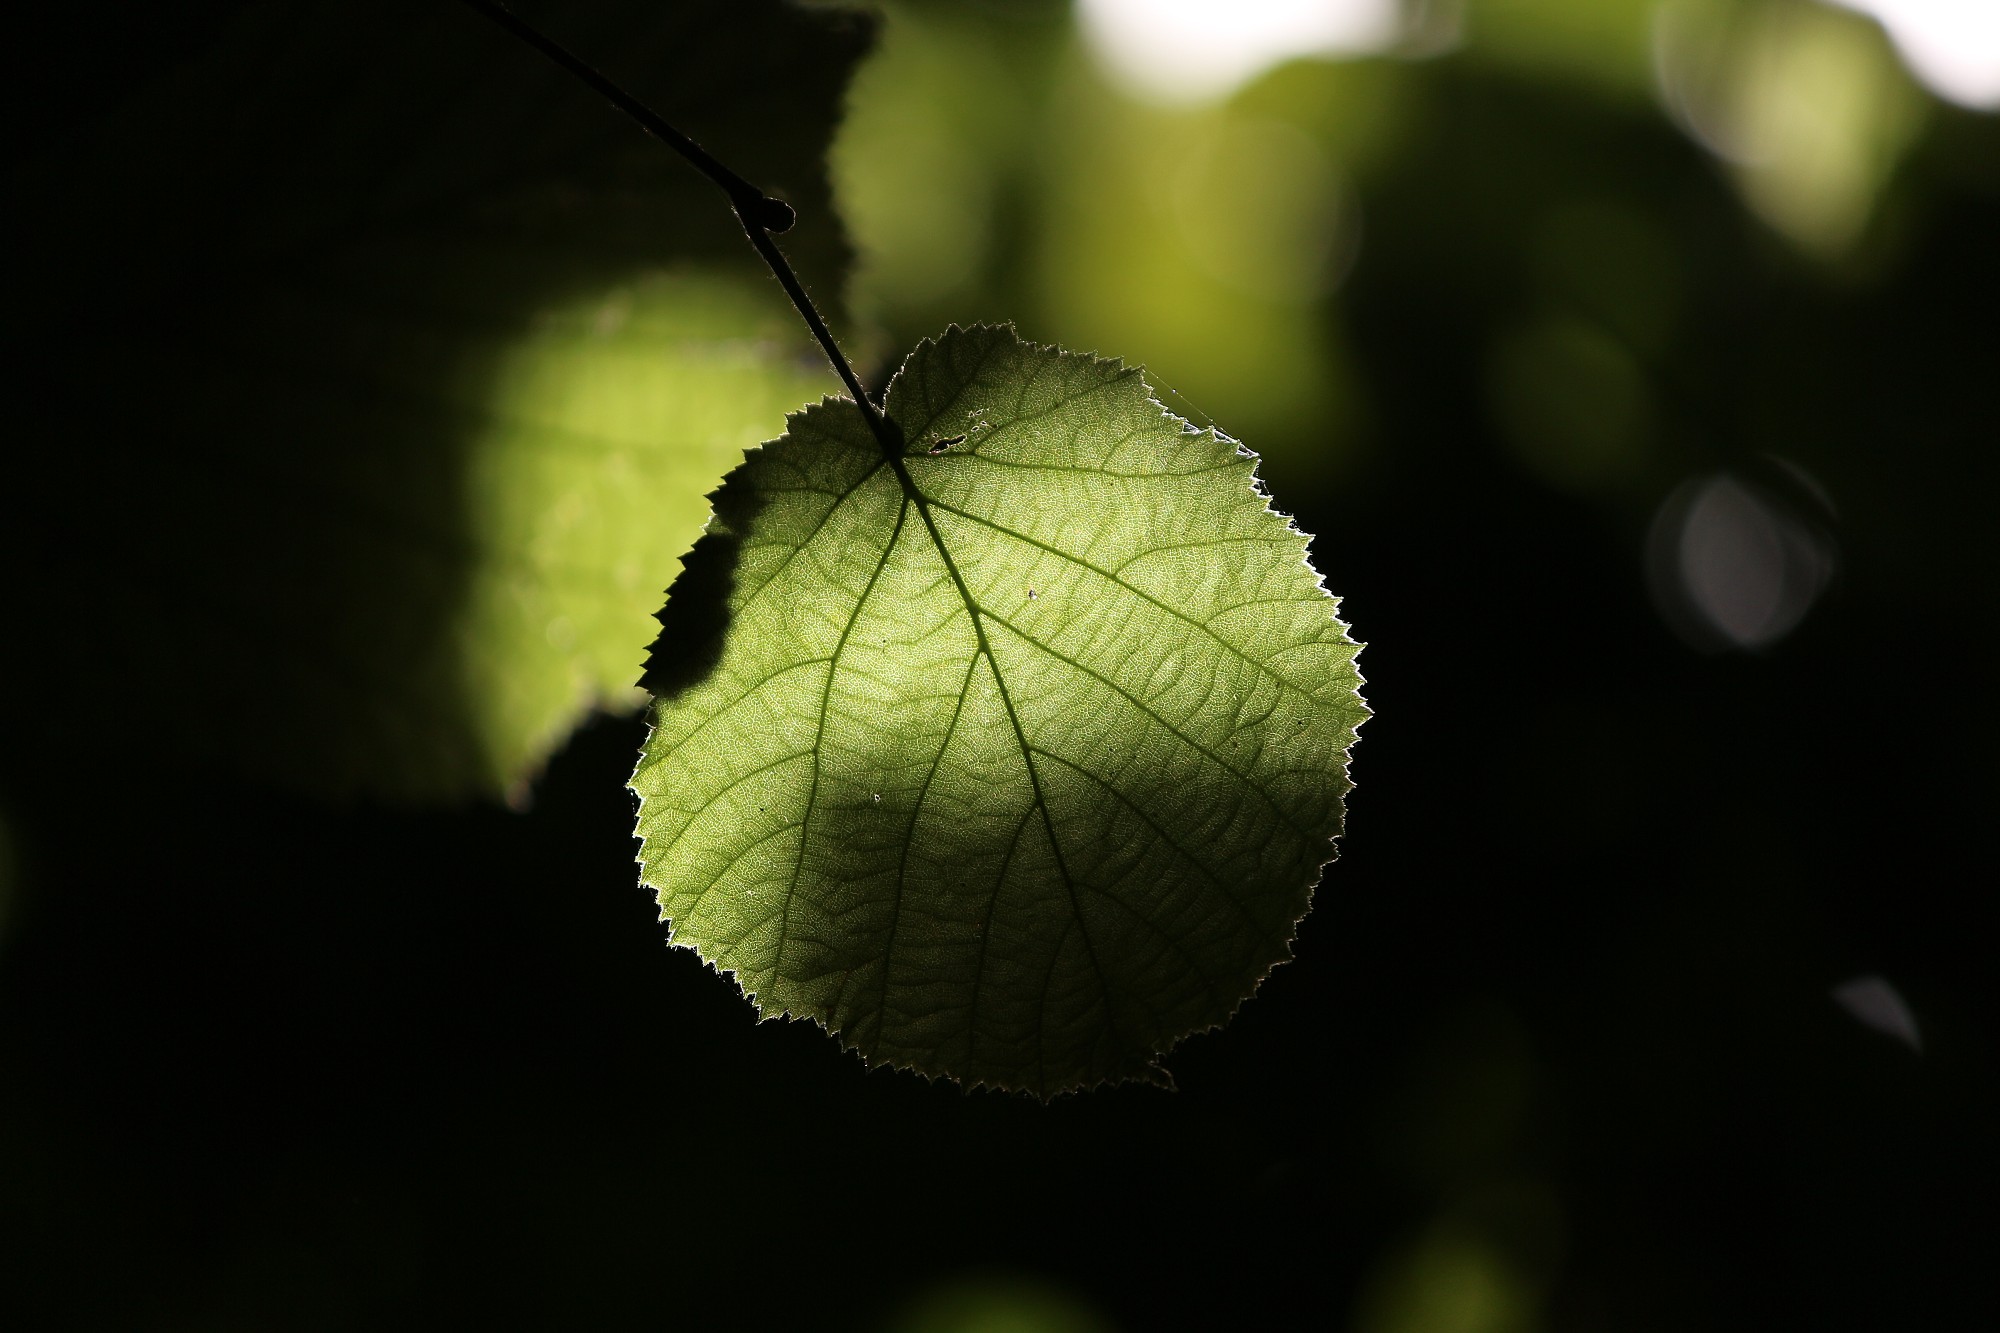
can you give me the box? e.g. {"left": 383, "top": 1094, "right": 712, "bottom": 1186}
{"left": 772, "top": 493, "right": 911, "bottom": 985}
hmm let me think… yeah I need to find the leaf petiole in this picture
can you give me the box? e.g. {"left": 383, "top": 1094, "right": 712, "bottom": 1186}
{"left": 456, "top": 0, "right": 899, "bottom": 453}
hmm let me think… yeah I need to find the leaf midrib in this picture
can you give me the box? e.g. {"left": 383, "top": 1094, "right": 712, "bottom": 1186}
{"left": 881, "top": 443, "right": 1129, "bottom": 1071}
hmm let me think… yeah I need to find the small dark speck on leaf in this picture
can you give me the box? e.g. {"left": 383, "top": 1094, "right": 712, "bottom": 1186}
{"left": 1027, "top": 588, "right": 1038, "bottom": 600}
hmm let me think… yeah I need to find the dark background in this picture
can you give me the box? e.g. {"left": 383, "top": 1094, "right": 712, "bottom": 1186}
{"left": 4, "top": 2, "right": 1993, "bottom": 1329}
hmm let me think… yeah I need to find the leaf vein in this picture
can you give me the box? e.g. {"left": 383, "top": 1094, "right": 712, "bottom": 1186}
{"left": 1029, "top": 746, "right": 1282, "bottom": 943}
{"left": 870, "top": 649, "right": 983, "bottom": 1057}
{"left": 926, "top": 498, "right": 1318, "bottom": 688}
{"left": 981, "top": 612, "right": 1317, "bottom": 845}
{"left": 773, "top": 493, "right": 912, "bottom": 983}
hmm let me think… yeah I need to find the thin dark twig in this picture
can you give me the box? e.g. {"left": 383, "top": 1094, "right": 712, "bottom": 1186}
{"left": 456, "top": 0, "right": 900, "bottom": 453}
{"left": 741, "top": 226, "right": 884, "bottom": 427}
{"left": 458, "top": 0, "right": 769, "bottom": 218}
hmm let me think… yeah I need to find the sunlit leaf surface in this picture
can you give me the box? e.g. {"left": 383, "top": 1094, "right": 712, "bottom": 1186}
{"left": 633, "top": 326, "right": 1366, "bottom": 1094}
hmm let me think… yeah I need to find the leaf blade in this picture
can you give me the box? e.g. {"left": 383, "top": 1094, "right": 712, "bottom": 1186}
{"left": 634, "top": 325, "right": 1366, "bottom": 1094}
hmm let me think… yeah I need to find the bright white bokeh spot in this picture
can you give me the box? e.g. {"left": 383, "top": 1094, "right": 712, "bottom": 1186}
{"left": 1077, "top": 0, "right": 1404, "bottom": 104}
{"left": 1682, "top": 478, "right": 1801, "bottom": 646}
{"left": 1647, "top": 470, "right": 1836, "bottom": 652}
{"left": 1832, "top": 974, "right": 1923, "bottom": 1051}
{"left": 1827, "top": 0, "right": 2000, "bottom": 109}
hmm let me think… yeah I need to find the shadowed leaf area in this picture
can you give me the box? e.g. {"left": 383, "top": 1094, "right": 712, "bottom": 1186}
{"left": 633, "top": 325, "right": 1367, "bottom": 1095}
{"left": 1, "top": 0, "right": 870, "bottom": 800}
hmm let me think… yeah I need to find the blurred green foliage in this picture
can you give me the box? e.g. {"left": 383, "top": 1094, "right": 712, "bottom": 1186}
{"left": 3, "top": 0, "right": 864, "bottom": 800}
{"left": 833, "top": 0, "right": 1971, "bottom": 511}
{"left": 835, "top": 1, "right": 1390, "bottom": 481}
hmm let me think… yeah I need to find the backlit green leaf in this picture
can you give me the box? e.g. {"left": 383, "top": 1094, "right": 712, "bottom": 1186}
{"left": 632, "top": 326, "right": 1366, "bottom": 1095}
